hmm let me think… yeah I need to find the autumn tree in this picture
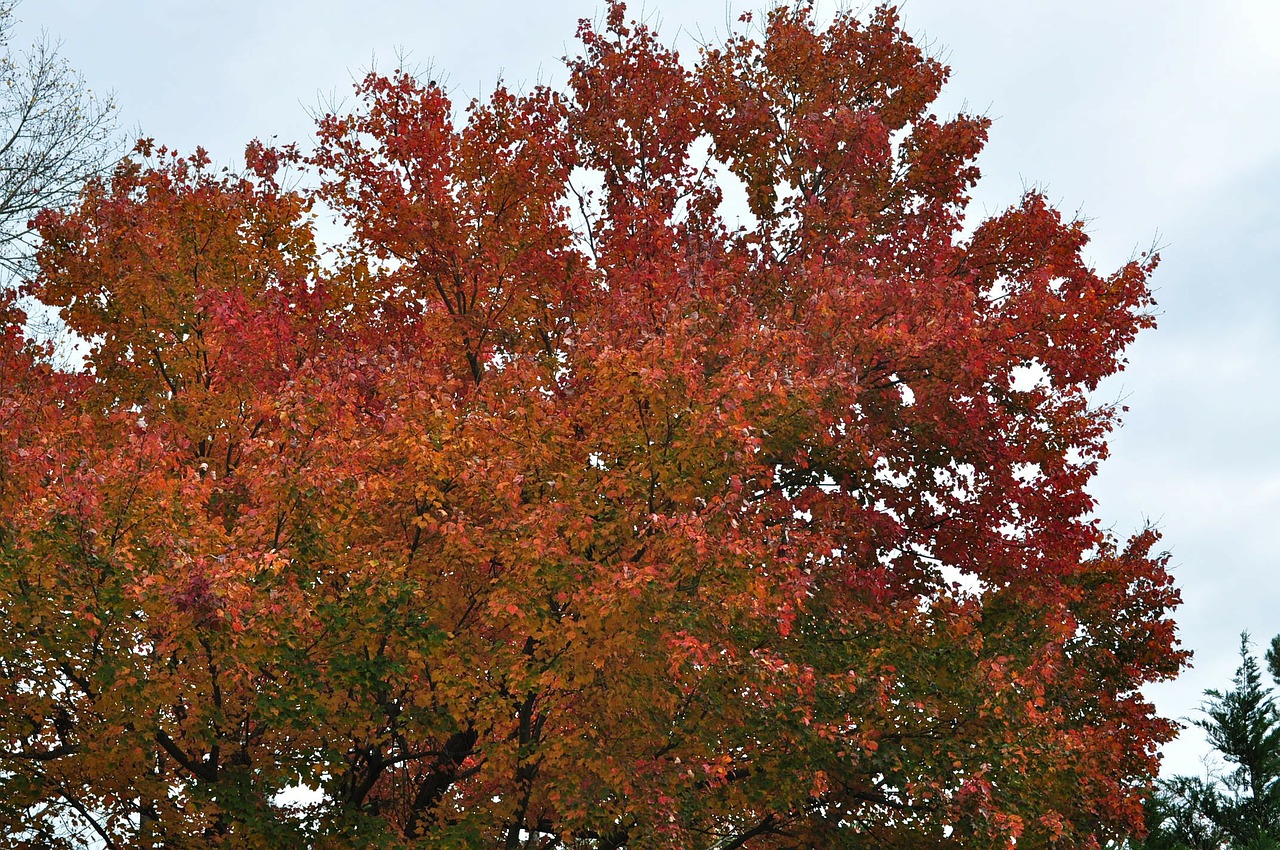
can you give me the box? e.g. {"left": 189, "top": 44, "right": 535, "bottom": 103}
{"left": 0, "top": 3, "right": 1185, "bottom": 848}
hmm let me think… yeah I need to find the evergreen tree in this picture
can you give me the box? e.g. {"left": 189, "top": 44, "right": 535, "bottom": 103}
{"left": 1140, "top": 634, "right": 1280, "bottom": 849}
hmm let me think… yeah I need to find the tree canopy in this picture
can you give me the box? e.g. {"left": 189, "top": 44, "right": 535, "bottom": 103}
{"left": 0, "top": 3, "right": 1185, "bottom": 848}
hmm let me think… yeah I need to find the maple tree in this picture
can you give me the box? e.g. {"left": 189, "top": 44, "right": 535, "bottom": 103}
{"left": 0, "top": 3, "right": 1186, "bottom": 848}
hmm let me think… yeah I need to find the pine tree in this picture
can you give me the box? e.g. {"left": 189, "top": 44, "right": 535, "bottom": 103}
{"left": 1141, "top": 634, "right": 1280, "bottom": 849}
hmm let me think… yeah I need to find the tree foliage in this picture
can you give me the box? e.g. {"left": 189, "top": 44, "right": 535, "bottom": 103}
{"left": 0, "top": 3, "right": 1185, "bottom": 848}
{"left": 1139, "top": 636, "right": 1280, "bottom": 850}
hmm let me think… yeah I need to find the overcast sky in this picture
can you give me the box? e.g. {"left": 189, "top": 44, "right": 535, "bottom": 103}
{"left": 13, "top": 0, "right": 1279, "bottom": 779}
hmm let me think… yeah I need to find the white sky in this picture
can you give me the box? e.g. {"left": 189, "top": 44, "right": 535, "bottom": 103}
{"left": 17, "top": 0, "right": 1280, "bottom": 779}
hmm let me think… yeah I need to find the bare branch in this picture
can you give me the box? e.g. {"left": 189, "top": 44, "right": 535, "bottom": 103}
{"left": 0, "top": 2, "right": 119, "bottom": 281}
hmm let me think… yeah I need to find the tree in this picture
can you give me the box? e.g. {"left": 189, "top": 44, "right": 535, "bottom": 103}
{"left": 1139, "top": 636, "right": 1280, "bottom": 850}
{"left": 0, "top": 3, "right": 1186, "bottom": 848}
{"left": 0, "top": 1, "right": 117, "bottom": 279}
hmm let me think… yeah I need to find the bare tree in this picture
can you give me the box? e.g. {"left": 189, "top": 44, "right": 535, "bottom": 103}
{"left": 0, "top": 1, "right": 117, "bottom": 280}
